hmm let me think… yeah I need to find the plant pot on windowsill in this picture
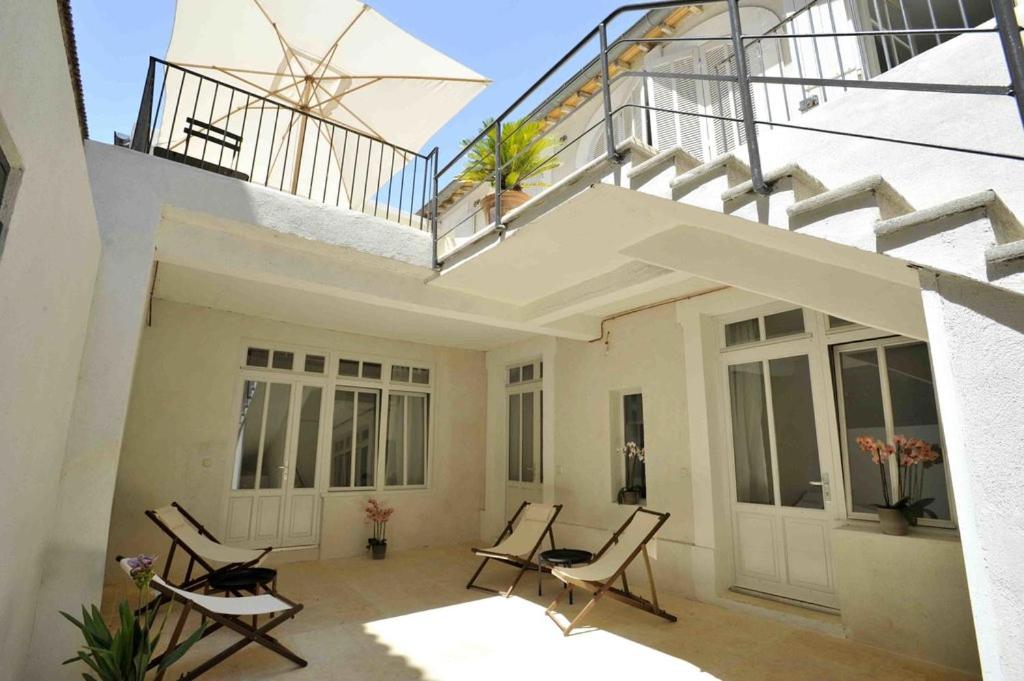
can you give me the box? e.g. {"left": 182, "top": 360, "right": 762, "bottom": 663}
{"left": 617, "top": 488, "right": 643, "bottom": 506}
{"left": 876, "top": 507, "right": 909, "bottom": 536}
{"left": 368, "top": 538, "right": 387, "bottom": 559}
{"left": 480, "top": 189, "right": 530, "bottom": 223}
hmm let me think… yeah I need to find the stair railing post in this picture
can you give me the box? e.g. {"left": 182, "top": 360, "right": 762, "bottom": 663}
{"left": 131, "top": 57, "right": 157, "bottom": 153}
{"left": 494, "top": 118, "right": 503, "bottom": 230}
{"left": 726, "top": 0, "right": 769, "bottom": 195}
{"left": 430, "top": 146, "right": 439, "bottom": 270}
{"left": 598, "top": 22, "right": 623, "bottom": 164}
{"left": 990, "top": 0, "right": 1024, "bottom": 132}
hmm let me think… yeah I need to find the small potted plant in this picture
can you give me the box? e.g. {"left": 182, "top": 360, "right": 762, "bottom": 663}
{"left": 365, "top": 498, "right": 394, "bottom": 560}
{"left": 856, "top": 435, "right": 941, "bottom": 535}
{"left": 62, "top": 554, "right": 204, "bottom": 680}
{"left": 458, "top": 117, "right": 560, "bottom": 222}
{"left": 616, "top": 441, "right": 646, "bottom": 505}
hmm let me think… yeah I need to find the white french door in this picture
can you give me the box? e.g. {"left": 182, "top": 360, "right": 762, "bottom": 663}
{"left": 722, "top": 340, "right": 839, "bottom": 608}
{"left": 224, "top": 376, "right": 326, "bottom": 548}
{"left": 505, "top": 386, "right": 543, "bottom": 518}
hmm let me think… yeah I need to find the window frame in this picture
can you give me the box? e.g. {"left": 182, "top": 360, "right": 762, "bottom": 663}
{"left": 232, "top": 341, "right": 435, "bottom": 495}
{"left": 832, "top": 335, "right": 956, "bottom": 529}
{"left": 719, "top": 303, "right": 813, "bottom": 352}
{"left": 619, "top": 391, "right": 647, "bottom": 504}
{"left": 506, "top": 360, "right": 543, "bottom": 488}
{"left": 383, "top": 389, "right": 431, "bottom": 490}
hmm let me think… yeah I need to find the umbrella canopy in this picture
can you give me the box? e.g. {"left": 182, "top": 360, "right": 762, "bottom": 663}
{"left": 153, "top": 0, "right": 488, "bottom": 219}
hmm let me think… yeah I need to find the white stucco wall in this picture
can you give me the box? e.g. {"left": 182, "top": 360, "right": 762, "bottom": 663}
{"left": 104, "top": 299, "right": 487, "bottom": 588}
{"left": 0, "top": 3, "right": 101, "bottom": 679}
{"left": 920, "top": 271, "right": 1024, "bottom": 680}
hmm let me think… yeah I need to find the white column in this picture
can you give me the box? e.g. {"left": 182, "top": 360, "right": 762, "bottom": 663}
{"left": 919, "top": 270, "right": 1024, "bottom": 680}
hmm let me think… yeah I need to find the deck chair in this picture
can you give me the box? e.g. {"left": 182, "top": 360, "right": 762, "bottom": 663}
{"left": 116, "top": 557, "right": 305, "bottom": 680}
{"left": 467, "top": 501, "right": 562, "bottom": 597}
{"left": 146, "top": 502, "right": 271, "bottom": 597}
{"left": 545, "top": 507, "right": 676, "bottom": 635}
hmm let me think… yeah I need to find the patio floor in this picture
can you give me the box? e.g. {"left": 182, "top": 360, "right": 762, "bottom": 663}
{"left": 103, "top": 545, "right": 978, "bottom": 680}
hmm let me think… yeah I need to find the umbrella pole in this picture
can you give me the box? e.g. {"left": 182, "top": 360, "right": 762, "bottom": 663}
{"left": 290, "top": 113, "right": 309, "bottom": 195}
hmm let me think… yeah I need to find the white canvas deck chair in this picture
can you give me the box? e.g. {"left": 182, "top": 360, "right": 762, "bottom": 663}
{"left": 116, "top": 557, "right": 305, "bottom": 680}
{"left": 146, "top": 502, "right": 271, "bottom": 597}
{"left": 467, "top": 501, "right": 562, "bottom": 596}
{"left": 545, "top": 507, "right": 676, "bottom": 635}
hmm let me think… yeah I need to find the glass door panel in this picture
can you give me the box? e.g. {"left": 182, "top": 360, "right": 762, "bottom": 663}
{"left": 520, "top": 392, "right": 535, "bottom": 482}
{"left": 769, "top": 356, "right": 824, "bottom": 509}
{"left": 234, "top": 380, "right": 266, "bottom": 490}
{"left": 507, "top": 394, "right": 521, "bottom": 482}
{"left": 728, "top": 362, "right": 774, "bottom": 505}
{"left": 330, "top": 389, "right": 355, "bottom": 487}
{"left": 354, "top": 393, "right": 379, "bottom": 487}
{"left": 259, "top": 383, "right": 292, "bottom": 489}
{"left": 329, "top": 388, "right": 379, "bottom": 488}
{"left": 293, "top": 386, "right": 321, "bottom": 489}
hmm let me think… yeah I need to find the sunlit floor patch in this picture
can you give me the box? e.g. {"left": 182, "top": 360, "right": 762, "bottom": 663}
{"left": 363, "top": 595, "right": 718, "bottom": 681}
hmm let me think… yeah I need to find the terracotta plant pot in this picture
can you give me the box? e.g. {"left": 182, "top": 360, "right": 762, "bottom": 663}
{"left": 480, "top": 189, "right": 530, "bottom": 223}
{"left": 877, "top": 507, "right": 909, "bottom": 536}
{"left": 369, "top": 540, "right": 387, "bottom": 560}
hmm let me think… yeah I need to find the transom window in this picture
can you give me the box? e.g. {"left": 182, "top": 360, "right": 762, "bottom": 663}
{"left": 724, "top": 308, "right": 806, "bottom": 347}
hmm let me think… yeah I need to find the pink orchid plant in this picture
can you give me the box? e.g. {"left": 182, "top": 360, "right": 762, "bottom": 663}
{"left": 365, "top": 498, "right": 394, "bottom": 546}
{"left": 856, "top": 435, "right": 941, "bottom": 521}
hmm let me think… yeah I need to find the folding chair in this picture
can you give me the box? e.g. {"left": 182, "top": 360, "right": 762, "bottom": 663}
{"left": 466, "top": 501, "right": 562, "bottom": 597}
{"left": 545, "top": 507, "right": 676, "bottom": 635}
{"left": 116, "top": 557, "right": 305, "bottom": 680}
{"left": 144, "top": 503, "right": 272, "bottom": 612}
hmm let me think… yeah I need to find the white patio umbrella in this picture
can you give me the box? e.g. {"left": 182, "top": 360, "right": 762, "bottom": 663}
{"left": 153, "top": 0, "right": 488, "bottom": 218}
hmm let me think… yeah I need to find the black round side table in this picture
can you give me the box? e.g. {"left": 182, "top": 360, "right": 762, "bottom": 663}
{"left": 207, "top": 567, "right": 278, "bottom": 595}
{"left": 539, "top": 548, "right": 593, "bottom": 604}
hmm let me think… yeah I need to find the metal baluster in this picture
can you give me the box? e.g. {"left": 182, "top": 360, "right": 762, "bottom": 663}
{"left": 870, "top": 0, "right": 895, "bottom": 72}
{"left": 385, "top": 146, "right": 397, "bottom": 222}
{"left": 805, "top": 4, "right": 828, "bottom": 102}
{"left": 598, "top": 23, "right": 621, "bottom": 163}
{"left": 218, "top": 89, "right": 234, "bottom": 169}
{"left": 419, "top": 150, "right": 429, "bottom": 230}
{"left": 336, "top": 129, "right": 349, "bottom": 207}
{"left": 494, "top": 119, "right": 502, "bottom": 227}
{"left": 925, "top": 0, "right": 941, "bottom": 45}
{"left": 200, "top": 83, "right": 219, "bottom": 169}
{"left": 430, "top": 148, "right": 440, "bottom": 268}
{"left": 374, "top": 139, "right": 386, "bottom": 217}
{"left": 957, "top": 0, "right": 970, "bottom": 31}
{"left": 825, "top": 0, "right": 848, "bottom": 90}
{"left": 774, "top": 37, "right": 792, "bottom": 121}
{"left": 166, "top": 69, "right": 186, "bottom": 157}
{"left": 235, "top": 94, "right": 251, "bottom": 173}
{"left": 896, "top": 0, "right": 916, "bottom": 57}
{"left": 408, "top": 155, "right": 418, "bottom": 227}
{"left": 362, "top": 138, "right": 373, "bottom": 213}
{"left": 726, "top": 0, "right": 767, "bottom": 194}
{"left": 396, "top": 150, "right": 407, "bottom": 224}
{"left": 147, "top": 62, "right": 169, "bottom": 154}
{"left": 182, "top": 78, "right": 202, "bottom": 159}
{"left": 322, "top": 124, "right": 335, "bottom": 203}
{"left": 131, "top": 58, "right": 156, "bottom": 153}
{"left": 264, "top": 107, "right": 279, "bottom": 186}
{"left": 279, "top": 109, "right": 294, "bottom": 192}
{"left": 350, "top": 135, "right": 362, "bottom": 208}
{"left": 308, "top": 118, "right": 322, "bottom": 199}
{"left": 991, "top": 0, "right": 1024, "bottom": 132}
{"left": 250, "top": 100, "right": 265, "bottom": 182}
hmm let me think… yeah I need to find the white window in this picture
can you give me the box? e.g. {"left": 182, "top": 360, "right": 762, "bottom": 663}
{"left": 621, "top": 393, "right": 647, "bottom": 502}
{"left": 507, "top": 361, "right": 542, "bottom": 484}
{"left": 385, "top": 391, "right": 429, "bottom": 487}
{"left": 833, "top": 337, "right": 954, "bottom": 527}
{"left": 723, "top": 307, "right": 807, "bottom": 347}
{"left": 328, "top": 387, "right": 380, "bottom": 489}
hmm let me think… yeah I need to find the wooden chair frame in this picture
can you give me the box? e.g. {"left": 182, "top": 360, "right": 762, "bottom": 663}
{"left": 545, "top": 507, "right": 677, "bottom": 636}
{"left": 466, "top": 501, "right": 563, "bottom": 597}
{"left": 143, "top": 502, "right": 272, "bottom": 613}
{"left": 121, "top": 558, "right": 306, "bottom": 681}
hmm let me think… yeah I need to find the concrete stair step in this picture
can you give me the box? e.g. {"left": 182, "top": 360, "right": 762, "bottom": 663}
{"left": 667, "top": 153, "right": 751, "bottom": 212}
{"left": 721, "top": 163, "right": 827, "bottom": 227}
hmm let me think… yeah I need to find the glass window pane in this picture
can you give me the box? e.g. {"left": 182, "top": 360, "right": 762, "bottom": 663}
{"left": 246, "top": 347, "right": 270, "bottom": 367}
{"left": 259, "top": 383, "right": 292, "bottom": 489}
{"left": 234, "top": 380, "right": 265, "bottom": 489}
{"left": 725, "top": 319, "right": 760, "bottom": 346}
{"left": 623, "top": 393, "right": 646, "bottom": 495}
{"left": 508, "top": 394, "right": 520, "bottom": 481}
{"left": 362, "top": 362, "right": 382, "bottom": 380}
{"left": 828, "top": 315, "right": 855, "bottom": 329}
{"left": 391, "top": 365, "right": 410, "bottom": 382}
{"left": 769, "top": 356, "right": 823, "bottom": 509}
{"left": 339, "top": 359, "right": 359, "bottom": 377}
{"left": 272, "top": 351, "right": 294, "bottom": 370}
{"left": 509, "top": 367, "right": 521, "bottom": 384}
{"left": 839, "top": 350, "right": 889, "bottom": 513}
{"left": 411, "top": 367, "right": 430, "bottom": 385}
{"left": 728, "top": 362, "right": 774, "bottom": 505}
{"left": 293, "top": 386, "right": 321, "bottom": 489}
{"left": 886, "top": 343, "right": 950, "bottom": 521}
{"left": 521, "top": 364, "right": 534, "bottom": 382}
{"left": 354, "top": 392, "right": 378, "bottom": 486}
{"left": 521, "top": 392, "right": 535, "bottom": 482}
{"left": 330, "top": 389, "right": 355, "bottom": 487}
{"left": 304, "top": 354, "right": 326, "bottom": 374}
{"left": 407, "top": 395, "right": 428, "bottom": 485}
{"left": 386, "top": 394, "right": 405, "bottom": 486}
{"left": 764, "top": 309, "right": 805, "bottom": 339}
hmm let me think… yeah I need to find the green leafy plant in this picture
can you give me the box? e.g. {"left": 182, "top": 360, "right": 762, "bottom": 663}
{"left": 62, "top": 555, "right": 204, "bottom": 680}
{"left": 458, "top": 118, "right": 560, "bottom": 190}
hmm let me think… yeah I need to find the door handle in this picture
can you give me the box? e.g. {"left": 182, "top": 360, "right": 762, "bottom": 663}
{"left": 809, "top": 473, "right": 831, "bottom": 502}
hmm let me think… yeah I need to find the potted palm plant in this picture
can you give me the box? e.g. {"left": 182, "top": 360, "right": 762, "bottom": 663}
{"left": 459, "top": 117, "right": 560, "bottom": 222}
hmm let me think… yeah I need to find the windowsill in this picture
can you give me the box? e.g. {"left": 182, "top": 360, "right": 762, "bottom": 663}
{"left": 322, "top": 486, "right": 431, "bottom": 496}
{"left": 835, "top": 519, "right": 960, "bottom": 543}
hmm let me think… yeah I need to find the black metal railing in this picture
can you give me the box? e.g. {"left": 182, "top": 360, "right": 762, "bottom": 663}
{"left": 434, "top": 0, "right": 1024, "bottom": 266}
{"left": 132, "top": 58, "right": 438, "bottom": 231}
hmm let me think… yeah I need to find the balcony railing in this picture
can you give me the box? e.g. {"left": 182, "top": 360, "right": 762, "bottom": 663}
{"left": 434, "top": 0, "right": 1024, "bottom": 266}
{"left": 132, "top": 58, "right": 438, "bottom": 231}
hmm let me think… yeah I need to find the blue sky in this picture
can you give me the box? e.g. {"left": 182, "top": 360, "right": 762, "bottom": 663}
{"left": 71, "top": 0, "right": 639, "bottom": 163}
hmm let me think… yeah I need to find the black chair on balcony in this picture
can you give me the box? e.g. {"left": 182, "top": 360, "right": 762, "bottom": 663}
{"left": 153, "top": 117, "right": 249, "bottom": 181}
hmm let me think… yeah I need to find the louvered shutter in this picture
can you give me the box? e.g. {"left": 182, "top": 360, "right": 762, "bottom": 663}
{"left": 648, "top": 53, "right": 705, "bottom": 162}
{"left": 703, "top": 45, "right": 755, "bottom": 156}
